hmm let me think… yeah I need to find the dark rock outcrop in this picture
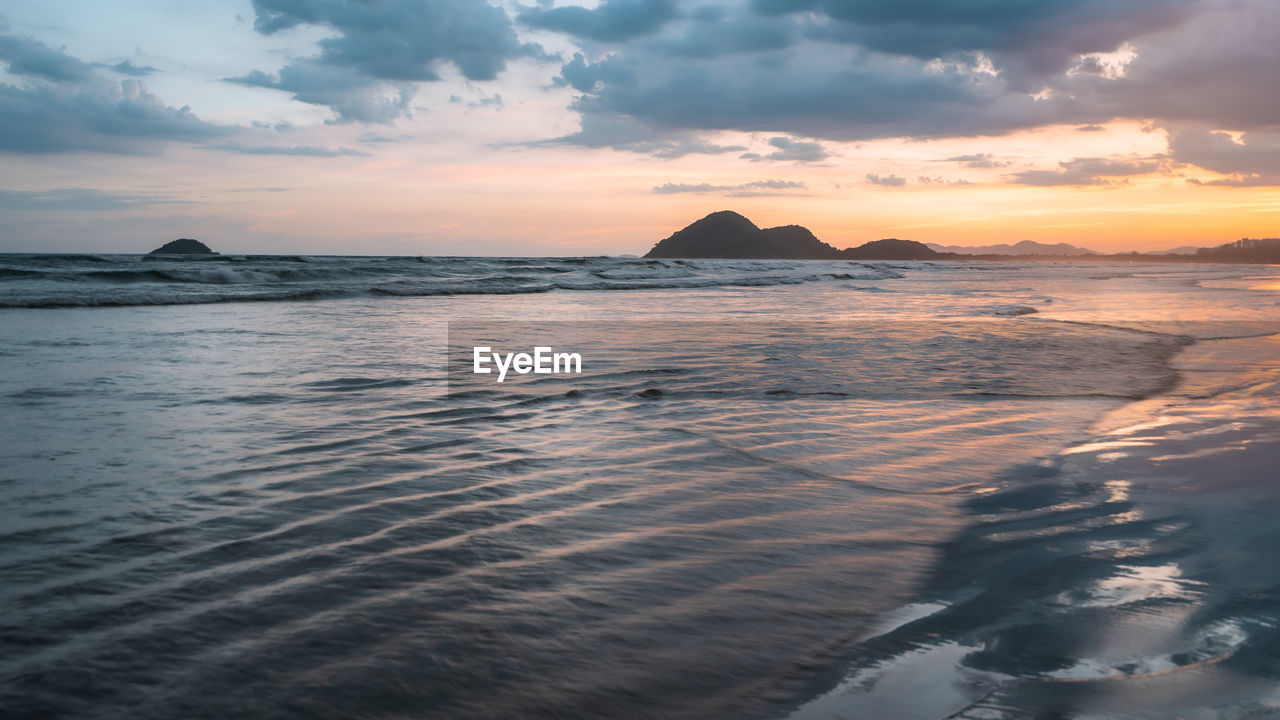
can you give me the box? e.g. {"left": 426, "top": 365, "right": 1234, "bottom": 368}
{"left": 644, "top": 211, "right": 843, "bottom": 259}
{"left": 757, "top": 225, "right": 842, "bottom": 258}
{"left": 839, "top": 238, "right": 938, "bottom": 260}
{"left": 644, "top": 211, "right": 939, "bottom": 260}
{"left": 148, "top": 238, "right": 216, "bottom": 255}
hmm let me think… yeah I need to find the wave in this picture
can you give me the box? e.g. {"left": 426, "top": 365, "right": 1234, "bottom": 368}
{"left": 0, "top": 254, "right": 910, "bottom": 308}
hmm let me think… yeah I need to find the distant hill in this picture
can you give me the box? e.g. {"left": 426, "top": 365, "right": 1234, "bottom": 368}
{"left": 644, "top": 211, "right": 939, "bottom": 260}
{"left": 926, "top": 240, "right": 1096, "bottom": 256}
{"left": 841, "top": 238, "right": 938, "bottom": 260}
{"left": 1145, "top": 246, "right": 1204, "bottom": 255}
{"left": 642, "top": 212, "right": 1280, "bottom": 264}
{"left": 149, "top": 238, "right": 216, "bottom": 255}
{"left": 643, "top": 211, "right": 842, "bottom": 259}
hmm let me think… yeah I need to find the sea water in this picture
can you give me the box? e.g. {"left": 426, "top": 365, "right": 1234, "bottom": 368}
{"left": 2, "top": 255, "right": 1279, "bottom": 719}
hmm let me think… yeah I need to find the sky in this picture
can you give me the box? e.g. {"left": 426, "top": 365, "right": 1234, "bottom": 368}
{"left": 0, "top": 0, "right": 1278, "bottom": 255}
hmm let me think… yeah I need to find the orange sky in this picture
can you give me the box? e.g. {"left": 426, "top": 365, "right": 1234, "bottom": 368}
{"left": 1, "top": 1, "right": 1277, "bottom": 255}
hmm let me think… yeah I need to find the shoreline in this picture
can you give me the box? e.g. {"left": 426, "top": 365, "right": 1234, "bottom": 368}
{"left": 782, "top": 326, "right": 1280, "bottom": 719}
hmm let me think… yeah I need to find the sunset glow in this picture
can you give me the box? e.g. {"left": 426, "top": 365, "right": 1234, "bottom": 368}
{"left": 1, "top": 0, "right": 1277, "bottom": 254}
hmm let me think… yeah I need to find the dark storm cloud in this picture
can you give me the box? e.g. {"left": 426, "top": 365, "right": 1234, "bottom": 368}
{"left": 519, "top": 0, "right": 680, "bottom": 42}
{"left": 233, "top": 0, "right": 545, "bottom": 122}
{"left": 1007, "top": 157, "right": 1162, "bottom": 186}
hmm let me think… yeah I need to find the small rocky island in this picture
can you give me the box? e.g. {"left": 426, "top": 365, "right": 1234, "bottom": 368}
{"left": 644, "top": 211, "right": 937, "bottom": 260}
{"left": 148, "top": 238, "right": 217, "bottom": 255}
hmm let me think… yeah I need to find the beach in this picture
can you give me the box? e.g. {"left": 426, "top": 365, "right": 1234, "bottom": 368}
{"left": 3, "top": 256, "right": 1279, "bottom": 719}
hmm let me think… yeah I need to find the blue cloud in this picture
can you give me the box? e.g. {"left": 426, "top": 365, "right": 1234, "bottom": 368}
{"left": 232, "top": 0, "right": 546, "bottom": 122}
{"left": 756, "top": 0, "right": 1201, "bottom": 89}
{"left": 0, "top": 32, "right": 94, "bottom": 82}
{"left": 0, "top": 31, "right": 227, "bottom": 154}
{"left": 741, "top": 136, "right": 832, "bottom": 163}
{"left": 537, "top": 0, "right": 1280, "bottom": 160}
{"left": 106, "top": 60, "right": 159, "bottom": 77}
{"left": 519, "top": 0, "right": 679, "bottom": 42}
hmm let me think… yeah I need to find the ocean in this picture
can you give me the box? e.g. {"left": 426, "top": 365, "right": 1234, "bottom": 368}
{"left": 3, "top": 253, "right": 1280, "bottom": 719}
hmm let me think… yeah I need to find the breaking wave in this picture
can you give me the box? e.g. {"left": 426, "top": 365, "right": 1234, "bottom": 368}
{"left": 0, "top": 254, "right": 908, "bottom": 308}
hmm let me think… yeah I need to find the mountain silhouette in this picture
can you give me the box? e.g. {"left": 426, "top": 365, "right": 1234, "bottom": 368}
{"left": 840, "top": 238, "right": 938, "bottom": 260}
{"left": 643, "top": 211, "right": 843, "bottom": 259}
{"left": 644, "top": 211, "right": 938, "bottom": 260}
{"left": 926, "top": 240, "right": 1096, "bottom": 256}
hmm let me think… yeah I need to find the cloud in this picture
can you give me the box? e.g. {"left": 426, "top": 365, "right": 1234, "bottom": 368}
{"left": 530, "top": 113, "right": 746, "bottom": 158}
{"left": 226, "top": 65, "right": 416, "bottom": 125}
{"left": 0, "top": 78, "right": 229, "bottom": 154}
{"left": 519, "top": 0, "right": 680, "bottom": 42}
{"left": 105, "top": 60, "right": 159, "bottom": 76}
{"left": 0, "top": 32, "right": 94, "bottom": 82}
{"left": 945, "top": 153, "right": 1010, "bottom": 168}
{"left": 553, "top": 53, "right": 637, "bottom": 93}
{"left": 754, "top": 0, "right": 1202, "bottom": 91}
{"left": 470, "top": 93, "right": 503, "bottom": 109}
{"left": 214, "top": 144, "right": 369, "bottom": 157}
{"left": 652, "top": 179, "right": 806, "bottom": 195}
{"left": 1169, "top": 126, "right": 1280, "bottom": 187}
{"left": 1046, "top": 1, "right": 1280, "bottom": 133}
{"left": 358, "top": 133, "right": 411, "bottom": 144}
{"left": 536, "top": 0, "right": 1280, "bottom": 170}
{"left": 646, "top": 7, "right": 797, "bottom": 58}
{"left": 0, "top": 188, "right": 189, "bottom": 211}
{"left": 1007, "top": 156, "right": 1162, "bottom": 186}
{"left": 866, "top": 173, "right": 907, "bottom": 187}
{"left": 741, "top": 136, "right": 833, "bottom": 163}
{"left": 231, "top": 0, "right": 544, "bottom": 122}
{"left": 554, "top": 40, "right": 1062, "bottom": 148}
{"left": 0, "top": 31, "right": 228, "bottom": 154}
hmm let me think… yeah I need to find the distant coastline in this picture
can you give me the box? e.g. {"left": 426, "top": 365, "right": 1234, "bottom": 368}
{"left": 644, "top": 211, "right": 1280, "bottom": 264}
